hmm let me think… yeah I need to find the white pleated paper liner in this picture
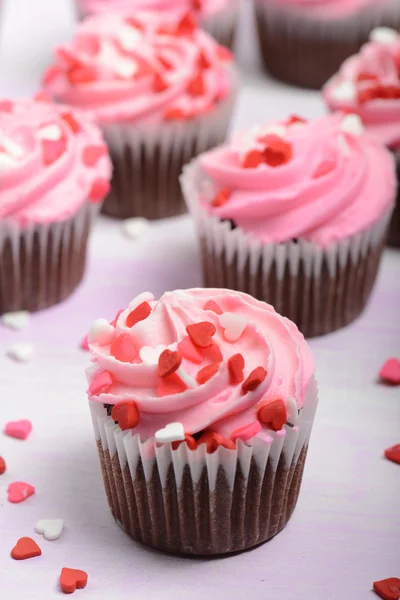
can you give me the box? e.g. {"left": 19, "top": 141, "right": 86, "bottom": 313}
{"left": 89, "top": 377, "right": 318, "bottom": 555}
{"left": 0, "top": 201, "right": 99, "bottom": 314}
{"left": 254, "top": 0, "right": 400, "bottom": 89}
{"left": 181, "top": 158, "right": 393, "bottom": 338}
{"left": 100, "top": 70, "right": 238, "bottom": 220}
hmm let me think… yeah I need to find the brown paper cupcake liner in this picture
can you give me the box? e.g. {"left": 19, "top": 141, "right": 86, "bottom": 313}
{"left": 0, "top": 202, "right": 99, "bottom": 315}
{"left": 388, "top": 152, "right": 400, "bottom": 247}
{"left": 254, "top": 0, "right": 400, "bottom": 89}
{"left": 89, "top": 378, "right": 318, "bottom": 556}
{"left": 100, "top": 83, "right": 237, "bottom": 220}
{"left": 181, "top": 160, "right": 393, "bottom": 338}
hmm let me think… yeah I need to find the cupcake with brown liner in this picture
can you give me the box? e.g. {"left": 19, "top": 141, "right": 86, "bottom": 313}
{"left": 44, "top": 11, "right": 237, "bottom": 220}
{"left": 87, "top": 288, "right": 318, "bottom": 555}
{"left": 181, "top": 113, "right": 397, "bottom": 338}
{"left": 74, "top": 0, "right": 240, "bottom": 51}
{"left": 0, "top": 96, "right": 111, "bottom": 315}
{"left": 323, "top": 27, "right": 400, "bottom": 246}
{"left": 254, "top": 0, "right": 400, "bottom": 89}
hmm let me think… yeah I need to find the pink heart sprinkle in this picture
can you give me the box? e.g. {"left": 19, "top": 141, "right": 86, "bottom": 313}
{"left": 231, "top": 421, "right": 262, "bottom": 442}
{"left": 8, "top": 482, "right": 35, "bottom": 504}
{"left": 80, "top": 334, "right": 89, "bottom": 351}
{"left": 177, "top": 336, "right": 202, "bottom": 364}
{"left": 379, "top": 358, "right": 400, "bottom": 385}
{"left": 4, "top": 419, "right": 32, "bottom": 440}
{"left": 88, "top": 370, "right": 113, "bottom": 396}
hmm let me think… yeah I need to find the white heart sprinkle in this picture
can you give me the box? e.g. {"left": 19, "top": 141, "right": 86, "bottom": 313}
{"left": 286, "top": 398, "right": 299, "bottom": 427}
{"left": 37, "top": 124, "right": 63, "bottom": 141}
{"left": 337, "top": 134, "right": 350, "bottom": 157}
{"left": 1, "top": 311, "right": 30, "bottom": 330}
{"left": 257, "top": 124, "right": 287, "bottom": 138}
{"left": 369, "top": 27, "right": 399, "bottom": 45}
{"left": 340, "top": 114, "right": 364, "bottom": 137}
{"left": 330, "top": 80, "right": 356, "bottom": 103}
{"left": 0, "top": 153, "right": 19, "bottom": 173}
{"left": 7, "top": 342, "right": 34, "bottom": 362}
{"left": 121, "top": 217, "right": 150, "bottom": 240}
{"left": 115, "top": 58, "right": 138, "bottom": 79}
{"left": 155, "top": 422, "right": 185, "bottom": 444}
{"left": 0, "top": 133, "right": 24, "bottom": 159}
{"left": 88, "top": 318, "right": 115, "bottom": 345}
{"left": 139, "top": 344, "right": 167, "bottom": 365}
{"left": 118, "top": 25, "right": 142, "bottom": 51}
{"left": 219, "top": 312, "right": 248, "bottom": 342}
{"left": 35, "top": 519, "right": 64, "bottom": 541}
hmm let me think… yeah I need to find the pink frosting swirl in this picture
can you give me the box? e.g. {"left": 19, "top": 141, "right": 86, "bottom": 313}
{"left": 44, "top": 11, "right": 234, "bottom": 125}
{"left": 0, "top": 97, "right": 112, "bottom": 225}
{"left": 76, "top": 0, "right": 232, "bottom": 18}
{"left": 323, "top": 29, "right": 400, "bottom": 150}
{"left": 196, "top": 113, "right": 396, "bottom": 247}
{"left": 86, "top": 289, "right": 315, "bottom": 439}
{"left": 260, "top": 0, "right": 384, "bottom": 18}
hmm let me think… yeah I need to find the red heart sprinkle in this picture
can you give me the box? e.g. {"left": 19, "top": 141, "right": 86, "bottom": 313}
{"left": 0, "top": 456, "right": 6, "bottom": 475}
{"left": 228, "top": 354, "right": 245, "bottom": 385}
{"left": 379, "top": 358, "right": 400, "bottom": 385}
{"left": 163, "top": 107, "right": 188, "bottom": 121}
{"left": 172, "top": 433, "right": 198, "bottom": 451}
{"left": 8, "top": 481, "right": 35, "bottom": 504}
{"left": 11, "top": 537, "right": 42, "bottom": 560}
{"left": 199, "top": 341, "right": 223, "bottom": 363}
{"left": 198, "top": 49, "right": 211, "bottom": 69}
{"left": 231, "top": 421, "right": 262, "bottom": 442}
{"left": 125, "top": 17, "right": 145, "bottom": 31}
{"left": 4, "top": 419, "right": 32, "bottom": 440}
{"left": 0, "top": 100, "right": 14, "bottom": 112}
{"left": 34, "top": 91, "right": 52, "bottom": 103}
{"left": 176, "top": 12, "right": 197, "bottom": 36}
{"left": 158, "top": 54, "right": 174, "bottom": 70}
{"left": 110, "top": 334, "right": 138, "bottom": 363}
{"left": 287, "top": 114, "right": 306, "bottom": 125}
{"left": 211, "top": 188, "right": 231, "bottom": 207}
{"left": 196, "top": 363, "right": 219, "bottom": 384}
{"left": 217, "top": 45, "right": 233, "bottom": 62}
{"left": 242, "top": 366, "right": 267, "bottom": 393}
{"left": 192, "top": 0, "right": 202, "bottom": 10}
{"left": 204, "top": 300, "right": 223, "bottom": 315}
{"left": 158, "top": 349, "right": 182, "bottom": 378}
{"left": 89, "top": 178, "right": 110, "bottom": 203}
{"left": 43, "top": 65, "right": 62, "bottom": 85}
{"left": 61, "top": 112, "right": 82, "bottom": 134}
{"left": 110, "top": 309, "right": 124, "bottom": 328}
{"left": 68, "top": 65, "right": 96, "bottom": 85}
{"left": 157, "top": 372, "right": 188, "bottom": 396}
{"left": 60, "top": 568, "right": 88, "bottom": 594}
{"left": 126, "top": 302, "right": 152, "bottom": 328}
{"left": 262, "top": 135, "right": 292, "bottom": 167}
{"left": 88, "top": 371, "right": 113, "bottom": 396}
{"left": 42, "top": 138, "right": 66, "bottom": 166}
{"left": 373, "top": 578, "right": 400, "bottom": 600}
{"left": 257, "top": 399, "right": 287, "bottom": 431}
{"left": 357, "top": 71, "right": 378, "bottom": 82}
{"left": 242, "top": 149, "right": 265, "bottom": 169}
{"left": 186, "top": 321, "right": 216, "bottom": 348}
{"left": 153, "top": 72, "right": 169, "bottom": 93}
{"left": 198, "top": 432, "right": 236, "bottom": 453}
{"left": 83, "top": 145, "right": 107, "bottom": 167}
{"left": 384, "top": 444, "right": 400, "bottom": 465}
{"left": 187, "top": 73, "right": 205, "bottom": 96}
{"left": 313, "top": 159, "right": 336, "bottom": 179}
{"left": 111, "top": 401, "right": 140, "bottom": 430}
{"left": 178, "top": 336, "right": 203, "bottom": 364}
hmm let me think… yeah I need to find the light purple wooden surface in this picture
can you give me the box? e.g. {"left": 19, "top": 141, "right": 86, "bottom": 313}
{"left": 0, "top": 1, "right": 399, "bottom": 599}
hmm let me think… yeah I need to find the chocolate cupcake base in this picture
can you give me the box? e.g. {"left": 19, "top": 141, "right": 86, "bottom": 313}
{"left": 0, "top": 203, "right": 98, "bottom": 315}
{"left": 89, "top": 381, "right": 317, "bottom": 556}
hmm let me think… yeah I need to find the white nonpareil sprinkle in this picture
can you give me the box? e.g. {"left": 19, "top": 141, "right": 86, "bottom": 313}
{"left": 88, "top": 318, "right": 115, "bottom": 345}
{"left": 121, "top": 217, "right": 150, "bottom": 240}
{"left": 1, "top": 311, "right": 30, "bottom": 331}
{"left": 340, "top": 114, "right": 364, "bottom": 137}
{"left": 369, "top": 27, "right": 399, "bottom": 45}
{"left": 330, "top": 80, "right": 356, "bottom": 103}
{"left": 7, "top": 342, "right": 35, "bottom": 362}
{"left": 37, "top": 124, "right": 63, "bottom": 141}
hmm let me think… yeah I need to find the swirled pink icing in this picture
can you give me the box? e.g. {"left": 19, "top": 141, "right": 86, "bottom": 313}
{"left": 261, "top": 0, "right": 385, "bottom": 18}
{"left": 323, "top": 29, "right": 400, "bottom": 150}
{"left": 86, "top": 289, "right": 315, "bottom": 439}
{"left": 196, "top": 113, "right": 396, "bottom": 247}
{"left": 76, "top": 0, "right": 231, "bottom": 18}
{"left": 0, "top": 97, "right": 112, "bottom": 225}
{"left": 44, "top": 11, "right": 234, "bottom": 124}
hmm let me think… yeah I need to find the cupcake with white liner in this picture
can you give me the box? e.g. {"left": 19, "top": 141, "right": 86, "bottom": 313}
{"left": 87, "top": 288, "right": 318, "bottom": 555}
{"left": 323, "top": 27, "right": 400, "bottom": 246}
{"left": 254, "top": 0, "right": 400, "bottom": 89}
{"left": 74, "top": 0, "right": 240, "bottom": 50}
{"left": 44, "top": 11, "right": 237, "bottom": 219}
{"left": 181, "top": 113, "right": 397, "bottom": 338}
{"left": 0, "top": 96, "right": 111, "bottom": 314}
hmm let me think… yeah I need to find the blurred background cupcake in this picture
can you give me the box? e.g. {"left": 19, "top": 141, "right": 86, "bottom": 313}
{"left": 181, "top": 113, "right": 397, "bottom": 337}
{"left": 323, "top": 27, "right": 400, "bottom": 246}
{"left": 74, "top": 0, "right": 241, "bottom": 50}
{"left": 87, "top": 288, "right": 318, "bottom": 555}
{"left": 254, "top": 0, "right": 400, "bottom": 89}
{"left": 44, "top": 11, "right": 238, "bottom": 220}
{"left": 0, "top": 96, "right": 111, "bottom": 314}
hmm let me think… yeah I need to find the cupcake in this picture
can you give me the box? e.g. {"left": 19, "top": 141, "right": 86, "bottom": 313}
{"left": 87, "top": 288, "right": 318, "bottom": 555}
{"left": 74, "top": 0, "right": 240, "bottom": 50}
{"left": 181, "top": 113, "right": 397, "bottom": 338}
{"left": 0, "top": 96, "right": 111, "bottom": 314}
{"left": 254, "top": 0, "right": 400, "bottom": 89}
{"left": 44, "top": 11, "right": 237, "bottom": 220}
{"left": 323, "top": 28, "right": 400, "bottom": 247}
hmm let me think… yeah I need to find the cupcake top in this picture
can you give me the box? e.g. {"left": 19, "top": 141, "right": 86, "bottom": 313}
{"left": 190, "top": 112, "right": 396, "bottom": 247}
{"left": 323, "top": 28, "right": 400, "bottom": 151}
{"left": 0, "top": 96, "right": 112, "bottom": 226}
{"left": 77, "top": 0, "right": 233, "bottom": 18}
{"left": 44, "top": 11, "right": 234, "bottom": 125}
{"left": 86, "top": 288, "right": 315, "bottom": 445}
{"left": 263, "top": 0, "right": 385, "bottom": 18}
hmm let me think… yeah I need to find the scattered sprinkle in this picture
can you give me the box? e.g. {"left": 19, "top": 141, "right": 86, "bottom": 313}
{"left": 80, "top": 334, "right": 89, "bottom": 351}
{"left": 177, "top": 337, "right": 202, "bottom": 364}
{"left": 196, "top": 363, "right": 219, "bottom": 385}
{"left": 219, "top": 312, "right": 248, "bottom": 343}
{"left": 369, "top": 27, "right": 399, "bottom": 44}
{"left": 88, "top": 370, "right": 113, "bottom": 396}
{"left": 126, "top": 302, "right": 152, "bottom": 328}
{"left": 110, "top": 334, "right": 138, "bottom": 363}
{"left": 373, "top": 577, "right": 400, "bottom": 600}
{"left": 384, "top": 444, "right": 400, "bottom": 465}
{"left": 197, "top": 432, "right": 236, "bottom": 453}
{"left": 231, "top": 421, "right": 262, "bottom": 442}
{"left": 4, "top": 419, "right": 32, "bottom": 440}
{"left": 157, "top": 372, "right": 188, "bottom": 396}
{"left": 111, "top": 401, "right": 140, "bottom": 430}
{"left": 0, "top": 456, "right": 6, "bottom": 475}
{"left": 379, "top": 358, "right": 400, "bottom": 385}
{"left": 242, "top": 367, "right": 267, "bottom": 394}
{"left": 121, "top": 217, "right": 150, "bottom": 240}
{"left": 155, "top": 422, "right": 185, "bottom": 444}
{"left": 257, "top": 399, "right": 287, "bottom": 431}
{"left": 8, "top": 481, "right": 35, "bottom": 504}
{"left": 87, "top": 319, "right": 115, "bottom": 345}
{"left": 203, "top": 300, "right": 223, "bottom": 315}
{"left": 7, "top": 342, "right": 34, "bottom": 362}
{"left": 11, "top": 537, "right": 42, "bottom": 561}
{"left": 35, "top": 519, "right": 65, "bottom": 541}
{"left": 186, "top": 321, "right": 216, "bottom": 349}
{"left": 158, "top": 349, "right": 182, "bottom": 378}
{"left": 172, "top": 434, "right": 198, "bottom": 451}
{"left": 60, "top": 568, "right": 88, "bottom": 594}
{"left": 228, "top": 354, "right": 245, "bottom": 385}
{"left": 340, "top": 113, "right": 364, "bottom": 136}
{"left": 1, "top": 311, "right": 30, "bottom": 330}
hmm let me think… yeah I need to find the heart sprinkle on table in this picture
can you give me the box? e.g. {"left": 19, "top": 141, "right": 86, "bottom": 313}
{"left": 35, "top": 519, "right": 65, "bottom": 541}
{"left": 7, "top": 342, "right": 35, "bottom": 362}
{"left": 60, "top": 568, "right": 88, "bottom": 594}
{"left": 384, "top": 444, "right": 400, "bottom": 465}
{"left": 8, "top": 481, "right": 35, "bottom": 503}
{"left": 373, "top": 577, "right": 400, "bottom": 600}
{"left": 1, "top": 311, "right": 30, "bottom": 330}
{"left": 11, "top": 537, "right": 42, "bottom": 560}
{"left": 4, "top": 419, "right": 32, "bottom": 440}
{"left": 379, "top": 358, "right": 400, "bottom": 385}
{"left": 0, "top": 456, "right": 6, "bottom": 475}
